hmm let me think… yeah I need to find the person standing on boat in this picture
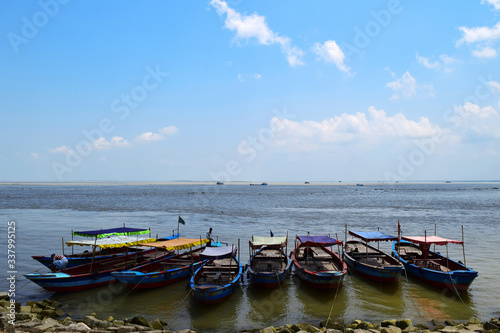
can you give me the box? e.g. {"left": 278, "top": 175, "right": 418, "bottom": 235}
{"left": 50, "top": 253, "right": 68, "bottom": 272}
{"left": 206, "top": 228, "right": 214, "bottom": 246}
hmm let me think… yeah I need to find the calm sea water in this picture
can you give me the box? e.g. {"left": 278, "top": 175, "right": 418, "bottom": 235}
{"left": 1, "top": 183, "right": 499, "bottom": 331}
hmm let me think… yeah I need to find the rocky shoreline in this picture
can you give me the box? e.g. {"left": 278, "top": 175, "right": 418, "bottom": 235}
{"left": 1, "top": 296, "right": 499, "bottom": 333}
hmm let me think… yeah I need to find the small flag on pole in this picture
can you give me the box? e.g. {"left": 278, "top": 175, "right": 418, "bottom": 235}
{"left": 270, "top": 230, "right": 274, "bottom": 237}
{"left": 178, "top": 216, "right": 186, "bottom": 225}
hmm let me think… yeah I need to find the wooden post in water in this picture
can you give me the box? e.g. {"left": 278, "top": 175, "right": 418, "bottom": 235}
{"left": 462, "top": 225, "right": 467, "bottom": 267}
{"left": 71, "top": 229, "right": 74, "bottom": 255}
{"left": 306, "top": 232, "right": 310, "bottom": 266}
{"left": 286, "top": 231, "right": 288, "bottom": 258}
{"left": 89, "top": 236, "right": 98, "bottom": 273}
{"left": 61, "top": 238, "right": 65, "bottom": 256}
{"left": 434, "top": 224, "right": 437, "bottom": 253}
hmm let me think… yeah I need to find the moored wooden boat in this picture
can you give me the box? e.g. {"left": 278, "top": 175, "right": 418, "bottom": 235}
{"left": 25, "top": 235, "right": 170, "bottom": 292}
{"left": 392, "top": 235, "right": 478, "bottom": 292}
{"left": 190, "top": 246, "right": 242, "bottom": 304}
{"left": 247, "top": 235, "right": 291, "bottom": 288}
{"left": 32, "top": 227, "right": 157, "bottom": 269}
{"left": 344, "top": 231, "right": 404, "bottom": 283}
{"left": 111, "top": 238, "right": 209, "bottom": 289}
{"left": 291, "top": 235, "right": 347, "bottom": 289}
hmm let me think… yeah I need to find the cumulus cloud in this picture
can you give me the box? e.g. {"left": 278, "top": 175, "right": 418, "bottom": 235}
{"left": 386, "top": 71, "right": 434, "bottom": 100}
{"left": 313, "top": 40, "right": 350, "bottom": 73}
{"left": 454, "top": 102, "right": 500, "bottom": 138}
{"left": 93, "top": 136, "right": 131, "bottom": 150}
{"left": 457, "top": 22, "right": 500, "bottom": 45}
{"left": 30, "top": 152, "right": 40, "bottom": 159}
{"left": 135, "top": 132, "right": 164, "bottom": 143}
{"left": 270, "top": 107, "right": 445, "bottom": 152}
{"left": 210, "top": 0, "right": 304, "bottom": 66}
{"left": 159, "top": 126, "right": 178, "bottom": 135}
{"left": 50, "top": 145, "right": 72, "bottom": 155}
{"left": 416, "top": 53, "right": 459, "bottom": 72}
{"left": 472, "top": 46, "right": 498, "bottom": 58}
{"left": 482, "top": 0, "right": 500, "bottom": 10}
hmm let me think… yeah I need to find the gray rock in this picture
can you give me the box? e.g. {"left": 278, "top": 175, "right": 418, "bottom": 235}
{"left": 324, "top": 330, "right": 343, "bottom": 333}
{"left": 260, "top": 327, "right": 278, "bottom": 333}
{"left": 437, "top": 326, "right": 458, "bottom": 333}
{"left": 33, "top": 317, "right": 62, "bottom": 331}
{"left": 83, "top": 315, "right": 108, "bottom": 328}
{"left": 67, "top": 322, "right": 92, "bottom": 332}
{"left": 116, "top": 326, "right": 136, "bottom": 333}
{"left": 0, "top": 292, "right": 9, "bottom": 301}
{"left": 465, "top": 324, "right": 484, "bottom": 332}
{"left": 129, "top": 315, "right": 149, "bottom": 327}
{"left": 397, "top": 319, "right": 413, "bottom": 330}
{"left": 382, "top": 320, "right": 398, "bottom": 328}
{"left": 149, "top": 318, "right": 165, "bottom": 330}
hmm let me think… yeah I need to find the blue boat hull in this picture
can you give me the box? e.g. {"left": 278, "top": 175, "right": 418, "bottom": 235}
{"left": 190, "top": 257, "right": 243, "bottom": 304}
{"left": 291, "top": 244, "right": 347, "bottom": 289}
{"left": 112, "top": 261, "right": 204, "bottom": 289}
{"left": 247, "top": 247, "right": 291, "bottom": 288}
{"left": 392, "top": 241, "right": 478, "bottom": 291}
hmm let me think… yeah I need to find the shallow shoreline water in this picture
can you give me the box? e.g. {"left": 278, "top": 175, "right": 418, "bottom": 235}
{"left": 1, "top": 183, "right": 499, "bottom": 331}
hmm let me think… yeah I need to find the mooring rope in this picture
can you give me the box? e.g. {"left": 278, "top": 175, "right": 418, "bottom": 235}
{"left": 325, "top": 274, "right": 344, "bottom": 328}
{"left": 403, "top": 268, "right": 424, "bottom": 319}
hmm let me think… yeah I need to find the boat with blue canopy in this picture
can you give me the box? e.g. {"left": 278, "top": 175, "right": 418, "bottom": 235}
{"left": 190, "top": 245, "right": 243, "bottom": 304}
{"left": 344, "top": 230, "right": 404, "bottom": 283}
{"left": 291, "top": 235, "right": 347, "bottom": 289}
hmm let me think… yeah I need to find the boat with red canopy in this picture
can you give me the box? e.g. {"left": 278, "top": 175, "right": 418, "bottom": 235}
{"left": 291, "top": 235, "right": 347, "bottom": 289}
{"left": 392, "top": 233, "right": 478, "bottom": 291}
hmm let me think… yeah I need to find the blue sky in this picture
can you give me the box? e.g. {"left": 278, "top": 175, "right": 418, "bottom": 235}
{"left": 1, "top": 0, "right": 500, "bottom": 182}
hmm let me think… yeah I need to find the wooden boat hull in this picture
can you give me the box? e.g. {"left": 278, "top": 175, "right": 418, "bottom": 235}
{"left": 291, "top": 244, "right": 347, "bottom": 289}
{"left": 25, "top": 249, "right": 170, "bottom": 293}
{"left": 247, "top": 247, "right": 291, "bottom": 288}
{"left": 190, "top": 257, "right": 243, "bottom": 304}
{"left": 392, "top": 241, "right": 478, "bottom": 291}
{"left": 112, "top": 258, "right": 205, "bottom": 289}
{"left": 32, "top": 253, "right": 123, "bottom": 269}
{"left": 344, "top": 241, "right": 404, "bottom": 283}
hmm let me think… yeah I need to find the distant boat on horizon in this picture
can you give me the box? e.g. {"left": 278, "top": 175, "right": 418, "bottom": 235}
{"left": 216, "top": 181, "right": 224, "bottom": 185}
{"left": 250, "top": 182, "right": 268, "bottom": 186}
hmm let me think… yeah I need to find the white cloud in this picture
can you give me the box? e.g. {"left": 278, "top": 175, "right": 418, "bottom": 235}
{"left": 482, "top": 0, "right": 500, "bottom": 10}
{"left": 93, "top": 136, "right": 131, "bottom": 150}
{"left": 416, "top": 54, "right": 440, "bottom": 69}
{"left": 135, "top": 132, "right": 164, "bottom": 143}
{"left": 210, "top": 0, "right": 304, "bottom": 66}
{"left": 454, "top": 102, "right": 500, "bottom": 138}
{"left": 237, "top": 73, "right": 262, "bottom": 82}
{"left": 457, "top": 21, "right": 500, "bottom": 45}
{"left": 159, "top": 126, "right": 178, "bottom": 135}
{"left": 416, "top": 53, "right": 460, "bottom": 72}
{"left": 489, "top": 80, "right": 500, "bottom": 92}
{"left": 30, "top": 152, "right": 40, "bottom": 159}
{"left": 472, "top": 46, "right": 498, "bottom": 58}
{"left": 386, "top": 71, "right": 434, "bottom": 100}
{"left": 313, "top": 40, "right": 350, "bottom": 73}
{"left": 270, "top": 106, "right": 445, "bottom": 152}
{"left": 49, "top": 145, "right": 71, "bottom": 155}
